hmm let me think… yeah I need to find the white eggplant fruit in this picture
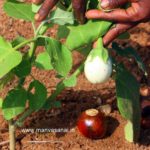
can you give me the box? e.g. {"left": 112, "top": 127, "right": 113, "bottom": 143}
{"left": 84, "top": 39, "right": 112, "bottom": 84}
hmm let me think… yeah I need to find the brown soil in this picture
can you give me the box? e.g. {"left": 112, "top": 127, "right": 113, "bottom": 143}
{"left": 0, "top": 1, "right": 150, "bottom": 150}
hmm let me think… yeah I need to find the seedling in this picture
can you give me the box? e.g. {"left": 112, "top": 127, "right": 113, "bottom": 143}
{"left": 0, "top": 0, "right": 146, "bottom": 149}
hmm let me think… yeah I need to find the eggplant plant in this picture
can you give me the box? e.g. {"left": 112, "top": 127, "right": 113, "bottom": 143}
{"left": 0, "top": 0, "right": 147, "bottom": 149}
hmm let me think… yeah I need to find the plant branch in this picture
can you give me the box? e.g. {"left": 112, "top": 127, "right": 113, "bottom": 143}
{"left": 72, "top": 63, "right": 84, "bottom": 76}
{"left": 32, "top": 22, "right": 36, "bottom": 36}
{"left": 44, "top": 62, "right": 84, "bottom": 108}
{"left": 35, "top": 21, "right": 46, "bottom": 36}
{"left": 28, "top": 42, "right": 37, "bottom": 61}
{"left": 13, "top": 18, "right": 84, "bottom": 125}
{"left": 14, "top": 38, "right": 37, "bottom": 50}
{"left": 9, "top": 120, "right": 15, "bottom": 150}
{"left": 15, "top": 109, "right": 34, "bottom": 127}
{"left": 18, "top": 78, "right": 26, "bottom": 88}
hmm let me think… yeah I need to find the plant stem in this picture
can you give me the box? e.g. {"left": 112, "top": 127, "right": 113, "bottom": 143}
{"left": 67, "top": 4, "right": 72, "bottom": 11}
{"left": 14, "top": 18, "right": 83, "bottom": 125}
{"left": 35, "top": 21, "right": 46, "bottom": 35}
{"left": 44, "top": 62, "right": 84, "bottom": 108}
{"left": 28, "top": 42, "right": 37, "bottom": 61}
{"left": 96, "top": 37, "right": 104, "bottom": 49}
{"left": 29, "top": 21, "right": 49, "bottom": 61}
{"left": 9, "top": 120, "right": 15, "bottom": 150}
{"left": 15, "top": 109, "right": 34, "bottom": 127}
{"left": 18, "top": 78, "right": 26, "bottom": 87}
{"left": 13, "top": 21, "right": 50, "bottom": 128}
{"left": 14, "top": 38, "right": 36, "bottom": 50}
{"left": 36, "top": 20, "right": 52, "bottom": 36}
{"left": 72, "top": 63, "right": 84, "bottom": 76}
{"left": 14, "top": 62, "right": 84, "bottom": 124}
{"left": 32, "top": 22, "right": 36, "bottom": 36}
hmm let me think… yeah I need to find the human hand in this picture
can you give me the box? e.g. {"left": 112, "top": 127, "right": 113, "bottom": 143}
{"left": 86, "top": 0, "right": 150, "bottom": 45}
{"left": 32, "top": 0, "right": 59, "bottom": 21}
{"left": 32, "top": 0, "right": 86, "bottom": 24}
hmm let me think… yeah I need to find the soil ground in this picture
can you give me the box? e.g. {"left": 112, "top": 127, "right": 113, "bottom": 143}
{"left": 0, "top": 0, "right": 150, "bottom": 150}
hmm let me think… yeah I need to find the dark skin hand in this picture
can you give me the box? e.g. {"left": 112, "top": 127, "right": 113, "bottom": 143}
{"left": 33, "top": 0, "right": 59, "bottom": 21}
{"left": 86, "top": 0, "right": 150, "bottom": 46}
{"left": 33, "top": 0, "right": 86, "bottom": 24}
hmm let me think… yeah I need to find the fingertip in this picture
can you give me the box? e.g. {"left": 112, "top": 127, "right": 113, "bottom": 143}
{"left": 32, "top": 0, "right": 40, "bottom": 5}
{"left": 85, "top": 11, "right": 90, "bottom": 18}
{"left": 85, "top": 10, "right": 92, "bottom": 18}
{"left": 103, "top": 37, "right": 109, "bottom": 46}
{"left": 93, "top": 41, "right": 98, "bottom": 48}
{"left": 32, "top": 0, "right": 43, "bottom": 5}
{"left": 32, "top": 0, "right": 36, "bottom": 4}
{"left": 34, "top": 14, "right": 41, "bottom": 21}
{"left": 93, "top": 39, "right": 107, "bottom": 48}
{"left": 86, "top": 10, "right": 101, "bottom": 19}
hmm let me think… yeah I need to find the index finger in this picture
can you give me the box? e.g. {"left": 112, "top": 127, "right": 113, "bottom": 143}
{"left": 35, "top": 0, "right": 59, "bottom": 22}
{"left": 86, "top": 6, "right": 136, "bottom": 22}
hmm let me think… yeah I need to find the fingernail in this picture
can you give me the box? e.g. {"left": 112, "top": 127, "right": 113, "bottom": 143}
{"left": 32, "top": 0, "right": 37, "bottom": 4}
{"left": 35, "top": 14, "right": 40, "bottom": 21}
{"left": 101, "top": 0, "right": 109, "bottom": 8}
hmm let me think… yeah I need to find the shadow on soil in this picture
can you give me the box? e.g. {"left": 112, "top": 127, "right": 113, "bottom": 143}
{"left": 25, "top": 90, "right": 118, "bottom": 140}
{"left": 24, "top": 40, "right": 150, "bottom": 147}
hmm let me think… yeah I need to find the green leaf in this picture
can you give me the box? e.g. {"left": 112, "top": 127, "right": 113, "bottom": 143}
{"left": 0, "top": 73, "right": 14, "bottom": 90}
{"left": 52, "top": 101, "right": 61, "bottom": 108}
{"left": 42, "top": 82, "right": 65, "bottom": 109}
{"left": 116, "top": 64, "right": 141, "bottom": 142}
{"left": 65, "top": 20, "right": 112, "bottom": 50}
{"left": 0, "top": 98, "right": 3, "bottom": 108}
{"left": 28, "top": 80, "right": 47, "bottom": 110}
{"left": 56, "top": 1, "right": 67, "bottom": 10}
{"left": 125, "top": 121, "right": 136, "bottom": 143}
{"left": 117, "top": 32, "right": 130, "bottom": 39}
{"left": 87, "top": 38, "right": 109, "bottom": 63}
{"left": 0, "top": 36, "right": 13, "bottom": 51}
{"left": 2, "top": 88, "right": 27, "bottom": 120}
{"left": 57, "top": 25, "right": 70, "bottom": 40}
{"left": 112, "top": 42, "right": 147, "bottom": 75}
{"left": 3, "top": 0, "right": 34, "bottom": 21}
{"left": 55, "top": 74, "right": 64, "bottom": 79}
{"left": 62, "top": 0, "right": 71, "bottom": 7}
{"left": 49, "top": 8, "right": 74, "bottom": 25}
{"left": 38, "top": 23, "right": 54, "bottom": 35}
{"left": 94, "top": 37, "right": 109, "bottom": 62}
{"left": 14, "top": 58, "right": 31, "bottom": 78}
{"left": 32, "top": 3, "right": 41, "bottom": 13}
{"left": 43, "top": 75, "right": 77, "bottom": 109}
{"left": 49, "top": 100, "right": 62, "bottom": 109}
{"left": 88, "top": 47, "right": 109, "bottom": 63}
{"left": 126, "top": 47, "right": 147, "bottom": 75}
{"left": 76, "top": 44, "right": 92, "bottom": 56}
{"left": 11, "top": 36, "right": 26, "bottom": 47}
{"left": 45, "top": 37, "right": 72, "bottom": 76}
{"left": 63, "top": 75, "right": 77, "bottom": 87}
{"left": 36, "top": 37, "right": 46, "bottom": 46}
{"left": 0, "top": 36, "right": 22, "bottom": 78}
{"left": 35, "top": 52, "right": 53, "bottom": 70}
